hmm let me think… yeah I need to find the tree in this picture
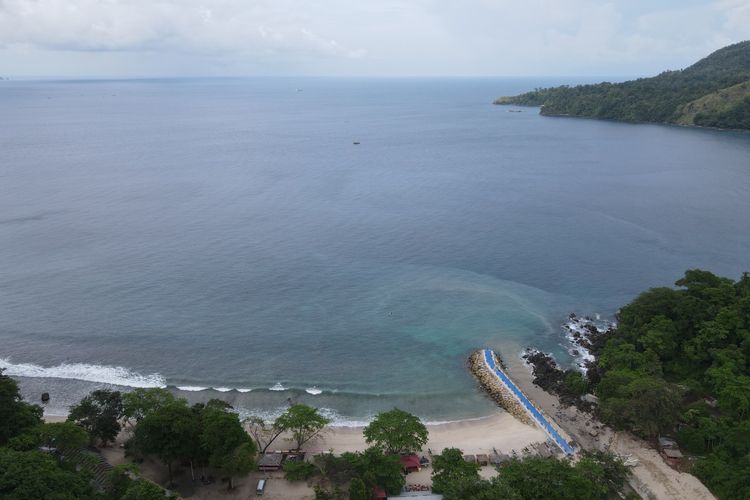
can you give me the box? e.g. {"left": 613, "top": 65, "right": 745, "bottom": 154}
{"left": 199, "top": 406, "right": 257, "bottom": 489}
{"left": 135, "top": 399, "right": 197, "bottom": 485}
{"left": 121, "top": 479, "right": 175, "bottom": 500}
{"left": 0, "top": 368, "right": 43, "bottom": 445}
{"left": 245, "top": 415, "right": 285, "bottom": 453}
{"left": 496, "top": 457, "right": 600, "bottom": 500}
{"left": 576, "top": 451, "right": 630, "bottom": 498}
{"left": 274, "top": 404, "right": 331, "bottom": 450}
{"left": 344, "top": 447, "right": 405, "bottom": 495}
{"left": 348, "top": 477, "right": 368, "bottom": 500}
{"left": 431, "top": 447, "right": 480, "bottom": 494}
{"left": 283, "top": 460, "right": 317, "bottom": 481}
{"left": 67, "top": 389, "right": 124, "bottom": 446}
{"left": 0, "top": 447, "right": 93, "bottom": 499}
{"left": 9, "top": 421, "right": 89, "bottom": 452}
{"left": 122, "top": 388, "right": 177, "bottom": 425}
{"left": 363, "top": 408, "right": 428, "bottom": 455}
{"left": 222, "top": 441, "right": 256, "bottom": 490}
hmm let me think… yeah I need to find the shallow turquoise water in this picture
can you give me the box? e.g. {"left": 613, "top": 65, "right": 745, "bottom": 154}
{"left": 1, "top": 77, "right": 749, "bottom": 421}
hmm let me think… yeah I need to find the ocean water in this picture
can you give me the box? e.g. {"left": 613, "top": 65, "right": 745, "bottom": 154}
{"left": 1, "top": 77, "right": 749, "bottom": 422}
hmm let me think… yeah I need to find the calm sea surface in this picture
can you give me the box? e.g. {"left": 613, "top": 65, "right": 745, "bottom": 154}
{"left": 1, "top": 78, "right": 749, "bottom": 422}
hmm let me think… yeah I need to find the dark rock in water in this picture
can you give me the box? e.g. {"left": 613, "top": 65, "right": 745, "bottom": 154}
{"left": 41, "top": 392, "right": 50, "bottom": 403}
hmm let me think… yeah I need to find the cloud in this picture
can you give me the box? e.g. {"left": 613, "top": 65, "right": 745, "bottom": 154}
{"left": 0, "top": 0, "right": 747, "bottom": 76}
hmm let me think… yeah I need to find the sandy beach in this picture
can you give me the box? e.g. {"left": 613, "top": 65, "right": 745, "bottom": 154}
{"left": 46, "top": 408, "right": 545, "bottom": 499}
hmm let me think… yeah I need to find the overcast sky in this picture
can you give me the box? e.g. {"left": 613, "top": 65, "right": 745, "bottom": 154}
{"left": 0, "top": 0, "right": 748, "bottom": 78}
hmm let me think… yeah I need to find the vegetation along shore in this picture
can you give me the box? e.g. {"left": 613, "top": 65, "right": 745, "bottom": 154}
{"left": 496, "top": 41, "right": 750, "bottom": 130}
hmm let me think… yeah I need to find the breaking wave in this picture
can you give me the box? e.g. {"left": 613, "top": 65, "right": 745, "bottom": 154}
{"left": 0, "top": 358, "right": 166, "bottom": 388}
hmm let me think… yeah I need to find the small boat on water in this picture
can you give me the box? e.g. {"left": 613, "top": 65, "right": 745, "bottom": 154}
{"left": 353, "top": 141, "right": 360, "bottom": 145}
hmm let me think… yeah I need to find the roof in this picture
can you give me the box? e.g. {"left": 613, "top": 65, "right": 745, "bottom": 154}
{"left": 372, "top": 486, "right": 387, "bottom": 499}
{"left": 258, "top": 453, "right": 284, "bottom": 467}
{"left": 489, "top": 453, "right": 510, "bottom": 464}
{"left": 400, "top": 454, "right": 421, "bottom": 469}
{"left": 662, "top": 448, "right": 684, "bottom": 459}
{"left": 658, "top": 437, "right": 678, "bottom": 449}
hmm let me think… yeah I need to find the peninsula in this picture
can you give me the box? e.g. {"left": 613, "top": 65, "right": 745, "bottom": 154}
{"left": 495, "top": 41, "right": 750, "bottom": 130}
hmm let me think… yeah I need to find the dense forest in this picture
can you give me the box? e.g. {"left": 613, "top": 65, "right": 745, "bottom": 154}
{"left": 495, "top": 41, "right": 750, "bottom": 130}
{"left": 587, "top": 270, "right": 750, "bottom": 499}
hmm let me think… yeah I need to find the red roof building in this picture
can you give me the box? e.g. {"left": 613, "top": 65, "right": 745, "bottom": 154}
{"left": 372, "top": 486, "right": 387, "bottom": 499}
{"left": 399, "top": 454, "right": 421, "bottom": 473}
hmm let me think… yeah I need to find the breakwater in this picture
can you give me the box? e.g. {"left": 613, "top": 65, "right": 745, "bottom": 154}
{"left": 468, "top": 350, "right": 535, "bottom": 426}
{"left": 469, "top": 349, "right": 576, "bottom": 455}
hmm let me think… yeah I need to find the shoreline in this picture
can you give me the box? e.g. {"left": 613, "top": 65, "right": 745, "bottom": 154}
{"left": 45, "top": 410, "right": 547, "bottom": 456}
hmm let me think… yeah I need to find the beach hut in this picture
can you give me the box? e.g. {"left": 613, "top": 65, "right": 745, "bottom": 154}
{"left": 400, "top": 454, "right": 421, "bottom": 473}
{"left": 257, "top": 453, "right": 283, "bottom": 471}
{"left": 475, "top": 454, "right": 489, "bottom": 466}
{"left": 463, "top": 454, "right": 477, "bottom": 464}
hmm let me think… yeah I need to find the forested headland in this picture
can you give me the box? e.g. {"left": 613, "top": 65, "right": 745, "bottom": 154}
{"left": 496, "top": 41, "right": 750, "bottom": 130}
{"left": 529, "top": 270, "right": 750, "bottom": 499}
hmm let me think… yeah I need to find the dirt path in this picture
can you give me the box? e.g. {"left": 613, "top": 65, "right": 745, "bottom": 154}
{"left": 504, "top": 355, "right": 715, "bottom": 500}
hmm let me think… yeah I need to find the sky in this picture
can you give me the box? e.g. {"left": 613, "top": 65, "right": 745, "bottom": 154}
{"left": 0, "top": 0, "right": 748, "bottom": 78}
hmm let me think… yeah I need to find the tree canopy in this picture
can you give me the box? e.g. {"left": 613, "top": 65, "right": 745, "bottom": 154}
{"left": 274, "top": 404, "right": 331, "bottom": 450}
{"left": 431, "top": 447, "right": 480, "bottom": 494}
{"left": 588, "top": 270, "right": 750, "bottom": 499}
{"left": 362, "top": 408, "right": 428, "bottom": 455}
{"left": 0, "top": 447, "right": 94, "bottom": 499}
{"left": 67, "top": 389, "right": 124, "bottom": 446}
{"left": 0, "top": 368, "right": 43, "bottom": 446}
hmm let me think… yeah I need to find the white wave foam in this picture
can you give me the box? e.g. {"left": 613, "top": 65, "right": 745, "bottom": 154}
{"left": 237, "top": 388, "right": 252, "bottom": 393}
{"left": 176, "top": 386, "right": 207, "bottom": 392}
{"left": 305, "top": 387, "right": 323, "bottom": 395}
{"left": 214, "top": 387, "right": 232, "bottom": 392}
{"left": 269, "top": 383, "right": 286, "bottom": 391}
{"left": 0, "top": 358, "right": 166, "bottom": 388}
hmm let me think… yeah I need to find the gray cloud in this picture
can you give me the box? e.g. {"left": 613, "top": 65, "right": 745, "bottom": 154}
{"left": 0, "top": 0, "right": 748, "bottom": 77}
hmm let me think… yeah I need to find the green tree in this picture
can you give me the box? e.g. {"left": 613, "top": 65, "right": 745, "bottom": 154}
{"left": 199, "top": 406, "right": 257, "bottom": 489}
{"left": 0, "top": 368, "right": 43, "bottom": 445}
{"left": 67, "top": 389, "right": 124, "bottom": 446}
{"left": 363, "top": 408, "right": 428, "bottom": 455}
{"left": 274, "top": 404, "right": 331, "bottom": 450}
{"left": 431, "top": 448, "right": 480, "bottom": 494}
{"left": 135, "top": 399, "right": 197, "bottom": 485}
{"left": 9, "top": 421, "right": 89, "bottom": 452}
{"left": 564, "top": 371, "right": 588, "bottom": 396}
{"left": 344, "top": 447, "right": 405, "bottom": 496}
{"left": 245, "top": 415, "right": 285, "bottom": 453}
{"left": 0, "top": 447, "right": 94, "bottom": 499}
{"left": 283, "top": 460, "right": 317, "bottom": 481}
{"left": 496, "top": 457, "right": 599, "bottom": 500}
{"left": 121, "top": 478, "right": 174, "bottom": 500}
{"left": 122, "top": 388, "right": 177, "bottom": 425}
{"left": 348, "top": 477, "right": 368, "bottom": 500}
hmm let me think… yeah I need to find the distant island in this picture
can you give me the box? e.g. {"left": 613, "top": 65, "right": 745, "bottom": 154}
{"left": 496, "top": 41, "right": 750, "bottom": 130}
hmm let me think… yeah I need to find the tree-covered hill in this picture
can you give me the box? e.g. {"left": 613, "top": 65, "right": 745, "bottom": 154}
{"left": 589, "top": 270, "right": 750, "bottom": 500}
{"left": 495, "top": 41, "right": 750, "bottom": 130}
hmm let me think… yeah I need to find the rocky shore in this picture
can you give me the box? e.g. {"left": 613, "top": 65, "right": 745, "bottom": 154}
{"left": 468, "top": 350, "right": 534, "bottom": 426}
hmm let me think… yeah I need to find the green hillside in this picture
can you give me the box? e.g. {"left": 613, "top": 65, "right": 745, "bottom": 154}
{"left": 495, "top": 41, "right": 750, "bottom": 130}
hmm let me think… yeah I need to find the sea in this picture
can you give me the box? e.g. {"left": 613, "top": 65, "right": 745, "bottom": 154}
{"left": 1, "top": 77, "right": 749, "bottom": 424}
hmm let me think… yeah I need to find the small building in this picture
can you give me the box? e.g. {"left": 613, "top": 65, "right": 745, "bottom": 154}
{"left": 658, "top": 437, "right": 678, "bottom": 449}
{"left": 372, "top": 486, "right": 387, "bottom": 500}
{"left": 489, "top": 453, "right": 510, "bottom": 465}
{"left": 400, "top": 454, "right": 421, "bottom": 473}
{"left": 463, "top": 454, "right": 476, "bottom": 463}
{"left": 475, "top": 454, "right": 489, "bottom": 466}
{"left": 257, "top": 453, "right": 283, "bottom": 471}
